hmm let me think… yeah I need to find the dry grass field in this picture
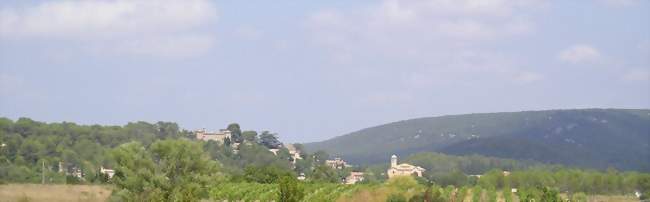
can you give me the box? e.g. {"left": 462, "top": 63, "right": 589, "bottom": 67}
{"left": 0, "top": 184, "right": 113, "bottom": 202}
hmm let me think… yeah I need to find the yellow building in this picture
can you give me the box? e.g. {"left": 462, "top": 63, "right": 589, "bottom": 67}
{"left": 387, "top": 155, "right": 425, "bottom": 178}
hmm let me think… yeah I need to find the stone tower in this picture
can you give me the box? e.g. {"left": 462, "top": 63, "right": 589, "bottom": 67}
{"left": 391, "top": 154, "right": 397, "bottom": 167}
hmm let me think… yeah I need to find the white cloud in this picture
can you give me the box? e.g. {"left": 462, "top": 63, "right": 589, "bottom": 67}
{"left": 514, "top": 71, "right": 544, "bottom": 83}
{"left": 621, "top": 69, "right": 650, "bottom": 81}
{"left": 600, "top": 0, "right": 641, "bottom": 7}
{"left": 109, "top": 34, "right": 216, "bottom": 58}
{"left": 558, "top": 45, "right": 601, "bottom": 64}
{"left": 234, "top": 26, "right": 264, "bottom": 41}
{"left": 0, "top": 0, "right": 218, "bottom": 58}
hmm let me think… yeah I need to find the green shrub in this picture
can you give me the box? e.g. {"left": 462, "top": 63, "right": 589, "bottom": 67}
{"left": 386, "top": 193, "right": 407, "bottom": 202}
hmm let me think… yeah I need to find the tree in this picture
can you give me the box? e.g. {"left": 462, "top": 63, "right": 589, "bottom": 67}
{"left": 242, "top": 131, "right": 258, "bottom": 142}
{"left": 259, "top": 131, "right": 282, "bottom": 149}
{"left": 311, "top": 164, "right": 339, "bottom": 183}
{"left": 540, "top": 187, "right": 562, "bottom": 202}
{"left": 278, "top": 175, "right": 304, "bottom": 202}
{"left": 227, "top": 123, "right": 242, "bottom": 143}
{"left": 111, "top": 140, "right": 222, "bottom": 201}
{"left": 244, "top": 165, "right": 293, "bottom": 184}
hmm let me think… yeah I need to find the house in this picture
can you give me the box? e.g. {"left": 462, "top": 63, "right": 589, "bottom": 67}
{"left": 195, "top": 128, "right": 231, "bottom": 143}
{"left": 285, "top": 144, "right": 303, "bottom": 162}
{"left": 58, "top": 161, "right": 83, "bottom": 179}
{"left": 100, "top": 166, "right": 115, "bottom": 179}
{"left": 326, "top": 157, "right": 347, "bottom": 169}
{"left": 269, "top": 148, "right": 280, "bottom": 155}
{"left": 345, "top": 172, "right": 365, "bottom": 184}
{"left": 387, "top": 155, "right": 425, "bottom": 178}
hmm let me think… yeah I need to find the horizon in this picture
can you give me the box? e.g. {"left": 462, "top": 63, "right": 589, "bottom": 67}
{"left": 1, "top": 0, "right": 649, "bottom": 143}
{"left": 2, "top": 107, "right": 646, "bottom": 143}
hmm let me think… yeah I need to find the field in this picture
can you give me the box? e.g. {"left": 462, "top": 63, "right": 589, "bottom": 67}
{"left": 0, "top": 183, "right": 639, "bottom": 202}
{"left": 0, "top": 184, "right": 113, "bottom": 202}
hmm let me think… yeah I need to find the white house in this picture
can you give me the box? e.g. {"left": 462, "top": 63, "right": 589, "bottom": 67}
{"left": 100, "top": 166, "right": 115, "bottom": 179}
{"left": 387, "top": 155, "right": 425, "bottom": 178}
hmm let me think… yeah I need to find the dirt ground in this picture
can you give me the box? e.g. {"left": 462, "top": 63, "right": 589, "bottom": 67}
{"left": 0, "top": 184, "right": 113, "bottom": 202}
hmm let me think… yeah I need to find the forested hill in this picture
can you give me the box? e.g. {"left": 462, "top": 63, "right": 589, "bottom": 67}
{"left": 304, "top": 109, "right": 650, "bottom": 171}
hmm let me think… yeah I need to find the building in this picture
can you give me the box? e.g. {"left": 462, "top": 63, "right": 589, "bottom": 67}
{"left": 326, "top": 157, "right": 347, "bottom": 169}
{"left": 100, "top": 166, "right": 115, "bottom": 179}
{"left": 285, "top": 144, "right": 303, "bottom": 162}
{"left": 195, "top": 128, "right": 231, "bottom": 143}
{"left": 345, "top": 172, "right": 365, "bottom": 184}
{"left": 269, "top": 148, "right": 280, "bottom": 155}
{"left": 387, "top": 155, "right": 425, "bottom": 178}
{"left": 297, "top": 173, "right": 306, "bottom": 181}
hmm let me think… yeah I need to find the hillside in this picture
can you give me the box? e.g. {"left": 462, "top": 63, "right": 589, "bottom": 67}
{"left": 304, "top": 109, "right": 650, "bottom": 171}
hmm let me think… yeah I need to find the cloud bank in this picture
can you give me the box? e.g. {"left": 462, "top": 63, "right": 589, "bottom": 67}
{"left": 0, "top": 0, "right": 218, "bottom": 58}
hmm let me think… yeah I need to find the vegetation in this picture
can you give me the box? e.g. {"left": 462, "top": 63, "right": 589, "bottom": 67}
{"left": 305, "top": 109, "right": 650, "bottom": 171}
{"left": 1, "top": 116, "right": 648, "bottom": 202}
{"left": 110, "top": 140, "right": 222, "bottom": 201}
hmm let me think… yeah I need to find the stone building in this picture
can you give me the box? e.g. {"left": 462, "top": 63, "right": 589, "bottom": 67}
{"left": 387, "top": 155, "right": 425, "bottom": 178}
{"left": 195, "top": 128, "right": 231, "bottom": 143}
{"left": 325, "top": 157, "right": 347, "bottom": 169}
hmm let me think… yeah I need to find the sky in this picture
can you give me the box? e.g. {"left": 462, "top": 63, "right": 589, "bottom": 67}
{"left": 0, "top": 0, "right": 648, "bottom": 143}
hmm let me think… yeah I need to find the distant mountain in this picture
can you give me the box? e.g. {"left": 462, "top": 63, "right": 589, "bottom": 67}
{"left": 304, "top": 109, "right": 650, "bottom": 171}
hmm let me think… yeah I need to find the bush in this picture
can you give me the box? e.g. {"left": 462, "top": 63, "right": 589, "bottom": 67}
{"left": 386, "top": 193, "right": 407, "bottom": 202}
{"left": 278, "top": 175, "right": 304, "bottom": 202}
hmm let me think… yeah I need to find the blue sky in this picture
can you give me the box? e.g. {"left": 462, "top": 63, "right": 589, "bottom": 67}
{"left": 1, "top": 0, "right": 648, "bottom": 143}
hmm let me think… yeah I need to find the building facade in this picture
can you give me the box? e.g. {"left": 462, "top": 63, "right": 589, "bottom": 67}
{"left": 387, "top": 155, "right": 425, "bottom": 178}
{"left": 195, "top": 128, "right": 232, "bottom": 143}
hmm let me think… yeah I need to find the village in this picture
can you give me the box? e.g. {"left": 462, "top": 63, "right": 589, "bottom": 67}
{"left": 195, "top": 128, "right": 433, "bottom": 185}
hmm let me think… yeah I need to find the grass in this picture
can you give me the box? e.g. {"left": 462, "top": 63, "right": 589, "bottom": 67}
{"left": 0, "top": 184, "right": 113, "bottom": 202}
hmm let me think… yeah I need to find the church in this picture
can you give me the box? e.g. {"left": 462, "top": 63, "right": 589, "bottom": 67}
{"left": 387, "top": 154, "right": 426, "bottom": 178}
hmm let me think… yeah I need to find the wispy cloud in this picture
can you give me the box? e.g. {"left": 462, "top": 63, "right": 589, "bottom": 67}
{"left": 514, "top": 71, "right": 544, "bottom": 83}
{"left": 558, "top": 45, "right": 601, "bottom": 64}
{"left": 0, "top": 0, "right": 218, "bottom": 58}
{"left": 621, "top": 69, "right": 649, "bottom": 82}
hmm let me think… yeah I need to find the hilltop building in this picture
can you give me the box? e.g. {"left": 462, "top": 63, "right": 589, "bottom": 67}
{"left": 195, "top": 128, "right": 231, "bottom": 143}
{"left": 387, "top": 155, "right": 425, "bottom": 178}
{"left": 326, "top": 157, "right": 347, "bottom": 169}
{"left": 285, "top": 144, "right": 303, "bottom": 163}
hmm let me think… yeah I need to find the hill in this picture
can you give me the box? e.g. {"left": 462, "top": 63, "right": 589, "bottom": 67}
{"left": 304, "top": 109, "right": 650, "bottom": 171}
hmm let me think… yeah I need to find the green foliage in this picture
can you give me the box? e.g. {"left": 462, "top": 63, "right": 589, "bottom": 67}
{"left": 540, "top": 187, "right": 562, "bottom": 202}
{"left": 0, "top": 118, "right": 190, "bottom": 183}
{"left": 386, "top": 193, "right": 407, "bottom": 202}
{"left": 305, "top": 109, "right": 650, "bottom": 171}
{"left": 311, "top": 164, "right": 339, "bottom": 183}
{"left": 210, "top": 182, "right": 361, "bottom": 201}
{"left": 471, "top": 186, "right": 482, "bottom": 202}
{"left": 111, "top": 140, "right": 222, "bottom": 201}
{"left": 242, "top": 130, "right": 258, "bottom": 142}
{"left": 243, "top": 165, "right": 294, "bottom": 184}
{"left": 456, "top": 186, "right": 468, "bottom": 202}
{"left": 259, "top": 131, "right": 282, "bottom": 149}
{"left": 227, "top": 123, "right": 242, "bottom": 143}
{"left": 386, "top": 176, "right": 420, "bottom": 192}
{"left": 278, "top": 175, "right": 304, "bottom": 202}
